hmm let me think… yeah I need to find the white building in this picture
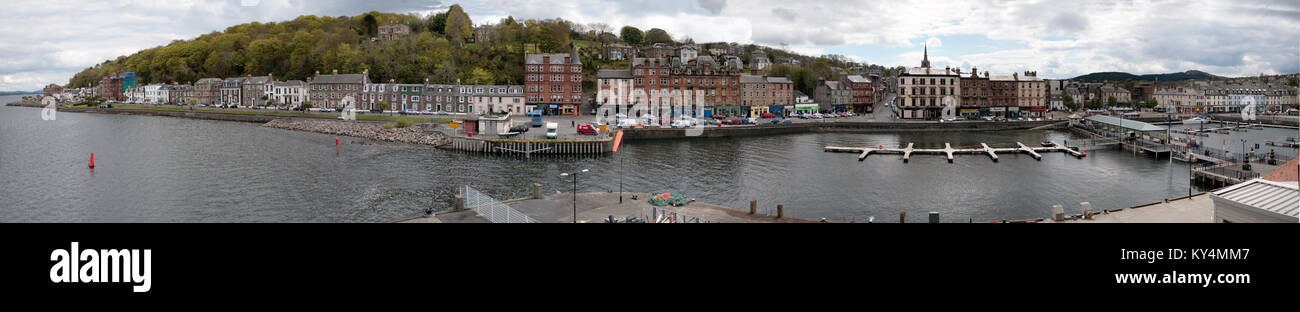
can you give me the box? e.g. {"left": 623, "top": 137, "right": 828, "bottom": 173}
{"left": 679, "top": 45, "right": 699, "bottom": 63}
{"left": 467, "top": 85, "right": 526, "bottom": 115}
{"left": 596, "top": 69, "right": 634, "bottom": 118}
{"left": 272, "top": 80, "right": 307, "bottom": 108}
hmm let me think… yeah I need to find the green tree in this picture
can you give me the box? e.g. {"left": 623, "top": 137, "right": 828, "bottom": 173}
{"left": 428, "top": 12, "right": 448, "bottom": 35}
{"left": 1144, "top": 98, "right": 1158, "bottom": 109}
{"left": 246, "top": 38, "right": 284, "bottom": 76}
{"left": 467, "top": 67, "right": 493, "bottom": 84}
{"left": 362, "top": 14, "right": 378, "bottom": 39}
{"left": 619, "top": 26, "right": 643, "bottom": 46}
{"left": 302, "top": 101, "right": 313, "bottom": 110}
{"left": 375, "top": 100, "right": 389, "bottom": 111}
{"left": 445, "top": 4, "right": 473, "bottom": 45}
{"left": 1063, "top": 94, "right": 1077, "bottom": 111}
{"left": 1107, "top": 96, "right": 1118, "bottom": 107}
{"left": 644, "top": 28, "right": 671, "bottom": 45}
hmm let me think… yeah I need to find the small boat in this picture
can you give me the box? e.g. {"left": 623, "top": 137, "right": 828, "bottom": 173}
{"left": 1040, "top": 141, "right": 1056, "bottom": 147}
{"left": 497, "top": 132, "right": 520, "bottom": 138}
{"left": 1182, "top": 116, "right": 1211, "bottom": 124}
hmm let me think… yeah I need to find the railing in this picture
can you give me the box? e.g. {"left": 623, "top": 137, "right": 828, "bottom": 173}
{"left": 461, "top": 185, "right": 540, "bottom": 223}
{"left": 643, "top": 207, "right": 715, "bottom": 223}
{"left": 1194, "top": 165, "right": 1263, "bottom": 181}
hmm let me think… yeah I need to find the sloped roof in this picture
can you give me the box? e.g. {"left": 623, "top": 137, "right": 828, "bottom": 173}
{"left": 312, "top": 73, "right": 366, "bottom": 84}
{"left": 597, "top": 69, "right": 632, "bottom": 79}
{"left": 1084, "top": 115, "right": 1167, "bottom": 132}
{"left": 1212, "top": 178, "right": 1299, "bottom": 218}
{"left": 767, "top": 77, "right": 791, "bottom": 83}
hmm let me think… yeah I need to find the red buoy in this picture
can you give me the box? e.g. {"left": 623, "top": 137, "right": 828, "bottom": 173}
{"left": 335, "top": 138, "right": 339, "bottom": 150}
{"left": 88, "top": 153, "right": 95, "bottom": 168}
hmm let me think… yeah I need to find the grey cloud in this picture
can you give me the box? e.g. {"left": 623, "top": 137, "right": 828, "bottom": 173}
{"left": 698, "top": 0, "right": 726, "bottom": 14}
{"left": 1049, "top": 12, "right": 1088, "bottom": 35}
{"left": 771, "top": 7, "right": 796, "bottom": 22}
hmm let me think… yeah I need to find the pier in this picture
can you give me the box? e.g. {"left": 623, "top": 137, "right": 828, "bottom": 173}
{"left": 824, "top": 141, "right": 1085, "bottom": 163}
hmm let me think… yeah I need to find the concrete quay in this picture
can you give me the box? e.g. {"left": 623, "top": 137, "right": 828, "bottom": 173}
{"left": 396, "top": 192, "right": 819, "bottom": 223}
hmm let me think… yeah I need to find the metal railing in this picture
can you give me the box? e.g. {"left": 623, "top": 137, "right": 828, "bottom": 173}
{"left": 461, "top": 185, "right": 540, "bottom": 223}
{"left": 1195, "top": 165, "right": 1263, "bottom": 181}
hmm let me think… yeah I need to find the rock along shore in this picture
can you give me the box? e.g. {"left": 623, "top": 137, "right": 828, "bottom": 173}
{"left": 264, "top": 119, "right": 450, "bottom": 146}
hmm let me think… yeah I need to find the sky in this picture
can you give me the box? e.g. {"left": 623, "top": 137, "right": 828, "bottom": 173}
{"left": 1, "top": 0, "right": 1298, "bottom": 91}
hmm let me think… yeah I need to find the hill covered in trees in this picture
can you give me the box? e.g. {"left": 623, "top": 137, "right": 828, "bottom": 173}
{"left": 65, "top": 4, "right": 868, "bottom": 97}
{"left": 1069, "top": 70, "right": 1222, "bottom": 82}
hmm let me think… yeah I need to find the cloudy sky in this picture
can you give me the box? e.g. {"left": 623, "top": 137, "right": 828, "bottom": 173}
{"left": 1, "top": 0, "right": 1297, "bottom": 91}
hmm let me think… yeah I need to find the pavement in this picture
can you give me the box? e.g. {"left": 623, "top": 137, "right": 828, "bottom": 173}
{"left": 512, "top": 192, "right": 818, "bottom": 223}
{"left": 1039, "top": 194, "right": 1214, "bottom": 223}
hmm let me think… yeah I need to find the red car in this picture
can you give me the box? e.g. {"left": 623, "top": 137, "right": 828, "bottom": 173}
{"left": 711, "top": 115, "right": 728, "bottom": 120}
{"left": 576, "top": 123, "right": 599, "bottom": 135}
{"left": 725, "top": 119, "right": 742, "bottom": 125}
{"left": 760, "top": 113, "right": 775, "bottom": 118}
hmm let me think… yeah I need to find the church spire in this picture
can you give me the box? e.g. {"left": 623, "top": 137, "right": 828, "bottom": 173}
{"left": 921, "top": 43, "right": 931, "bottom": 68}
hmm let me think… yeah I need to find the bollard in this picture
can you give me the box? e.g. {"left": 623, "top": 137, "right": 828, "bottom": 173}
{"left": 749, "top": 200, "right": 756, "bottom": 215}
{"left": 900, "top": 212, "right": 906, "bottom": 223}
{"left": 928, "top": 211, "right": 939, "bottom": 223}
{"left": 1080, "top": 202, "right": 1093, "bottom": 219}
{"left": 776, "top": 204, "right": 784, "bottom": 218}
{"left": 533, "top": 183, "right": 543, "bottom": 199}
{"left": 453, "top": 195, "right": 465, "bottom": 212}
{"left": 1052, "top": 204, "right": 1065, "bottom": 221}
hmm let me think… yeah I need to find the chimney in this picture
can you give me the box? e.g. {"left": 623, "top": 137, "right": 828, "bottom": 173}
{"left": 332, "top": 69, "right": 338, "bottom": 75}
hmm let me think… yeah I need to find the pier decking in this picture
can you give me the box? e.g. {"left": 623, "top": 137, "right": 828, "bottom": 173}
{"left": 825, "top": 141, "right": 1084, "bottom": 163}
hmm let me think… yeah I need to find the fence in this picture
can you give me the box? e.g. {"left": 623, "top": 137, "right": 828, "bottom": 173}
{"left": 461, "top": 185, "right": 540, "bottom": 223}
{"left": 643, "top": 207, "right": 715, "bottom": 223}
{"left": 1194, "top": 164, "right": 1263, "bottom": 181}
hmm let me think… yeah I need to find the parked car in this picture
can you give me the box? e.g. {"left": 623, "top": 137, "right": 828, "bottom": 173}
{"left": 711, "top": 115, "right": 728, "bottom": 120}
{"left": 725, "top": 119, "right": 742, "bottom": 125}
{"left": 576, "top": 123, "right": 599, "bottom": 135}
{"left": 509, "top": 125, "right": 530, "bottom": 133}
{"left": 760, "top": 113, "right": 776, "bottom": 118}
{"left": 545, "top": 122, "right": 558, "bottom": 139}
{"left": 742, "top": 117, "right": 757, "bottom": 124}
{"left": 781, "top": 119, "right": 793, "bottom": 125}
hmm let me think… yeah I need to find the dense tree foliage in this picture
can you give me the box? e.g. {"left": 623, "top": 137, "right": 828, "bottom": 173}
{"left": 444, "top": 4, "right": 473, "bottom": 45}
{"left": 619, "top": 26, "right": 643, "bottom": 46}
{"left": 644, "top": 28, "right": 672, "bottom": 45}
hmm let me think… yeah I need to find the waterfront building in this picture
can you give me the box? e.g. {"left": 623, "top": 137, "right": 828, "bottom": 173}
{"left": 842, "top": 74, "right": 879, "bottom": 114}
{"left": 167, "top": 83, "right": 190, "bottom": 105}
{"left": 467, "top": 85, "right": 525, "bottom": 115}
{"left": 960, "top": 68, "right": 991, "bottom": 118}
{"left": 740, "top": 74, "right": 792, "bottom": 117}
{"left": 896, "top": 45, "right": 960, "bottom": 119}
{"left": 308, "top": 69, "right": 369, "bottom": 109}
{"left": 377, "top": 24, "right": 410, "bottom": 41}
{"left": 43, "top": 84, "right": 63, "bottom": 97}
{"left": 814, "top": 79, "right": 851, "bottom": 113}
{"left": 1153, "top": 86, "right": 1204, "bottom": 114}
{"left": 218, "top": 78, "right": 245, "bottom": 107}
{"left": 525, "top": 47, "right": 584, "bottom": 115}
{"left": 669, "top": 55, "right": 742, "bottom": 118}
{"left": 596, "top": 69, "right": 634, "bottom": 117}
{"left": 240, "top": 75, "right": 274, "bottom": 107}
{"left": 142, "top": 84, "right": 166, "bottom": 104}
{"left": 191, "top": 78, "right": 223, "bottom": 105}
{"left": 271, "top": 80, "right": 306, "bottom": 108}
{"left": 1018, "top": 71, "right": 1047, "bottom": 117}
{"left": 423, "top": 83, "right": 470, "bottom": 114}
{"left": 630, "top": 57, "right": 670, "bottom": 116}
{"left": 362, "top": 81, "right": 424, "bottom": 112}
{"left": 97, "top": 71, "right": 134, "bottom": 101}
{"left": 1099, "top": 85, "right": 1130, "bottom": 105}
{"left": 988, "top": 74, "right": 1018, "bottom": 118}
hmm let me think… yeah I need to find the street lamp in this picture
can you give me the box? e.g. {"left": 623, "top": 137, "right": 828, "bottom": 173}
{"left": 560, "top": 169, "right": 589, "bottom": 223}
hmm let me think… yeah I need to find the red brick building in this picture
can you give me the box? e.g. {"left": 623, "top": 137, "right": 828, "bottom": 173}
{"left": 632, "top": 57, "right": 671, "bottom": 110}
{"left": 43, "top": 84, "right": 63, "bottom": 97}
{"left": 841, "top": 75, "right": 880, "bottom": 113}
{"left": 669, "top": 56, "right": 742, "bottom": 117}
{"left": 525, "top": 47, "right": 584, "bottom": 115}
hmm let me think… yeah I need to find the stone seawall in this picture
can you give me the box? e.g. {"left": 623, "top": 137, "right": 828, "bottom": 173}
{"left": 622, "top": 120, "right": 1062, "bottom": 140}
{"left": 264, "top": 119, "right": 450, "bottom": 146}
{"left": 55, "top": 106, "right": 277, "bottom": 123}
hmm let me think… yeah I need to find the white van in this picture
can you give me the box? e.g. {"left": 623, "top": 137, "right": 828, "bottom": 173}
{"left": 545, "top": 122, "right": 558, "bottom": 139}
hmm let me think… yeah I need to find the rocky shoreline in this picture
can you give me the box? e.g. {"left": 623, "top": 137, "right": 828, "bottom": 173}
{"left": 264, "top": 119, "right": 451, "bottom": 146}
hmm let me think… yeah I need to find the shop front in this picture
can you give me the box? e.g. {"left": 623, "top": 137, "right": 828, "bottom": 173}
{"left": 832, "top": 104, "right": 847, "bottom": 113}
{"left": 749, "top": 106, "right": 769, "bottom": 117}
{"left": 1007, "top": 107, "right": 1021, "bottom": 118}
{"left": 769, "top": 105, "right": 786, "bottom": 117}
{"left": 990, "top": 107, "right": 1007, "bottom": 118}
{"left": 714, "top": 106, "right": 745, "bottom": 118}
{"left": 795, "top": 104, "right": 819, "bottom": 115}
{"left": 702, "top": 106, "right": 714, "bottom": 117}
{"left": 1028, "top": 106, "right": 1047, "bottom": 117}
{"left": 960, "top": 108, "right": 980, "bottom": 119}
{"left": 561, "top": 104, "right": 578, "bottom": 116}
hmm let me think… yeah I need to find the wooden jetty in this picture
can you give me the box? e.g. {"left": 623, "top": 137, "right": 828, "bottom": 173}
{"left": 825, "top": 141, "right": 1085, "bottom": 163}
{"left": 1175, "top": 122, "right": 1258, "bottom": 135}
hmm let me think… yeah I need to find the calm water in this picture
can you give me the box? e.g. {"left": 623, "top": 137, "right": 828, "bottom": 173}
{"left": 4, "top": 94, "right": 1294, "bottom": 222}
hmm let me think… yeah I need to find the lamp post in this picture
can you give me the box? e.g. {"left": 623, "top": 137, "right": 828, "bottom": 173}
{"left": 560, "top": 169, "right": 589, "bottom": 223}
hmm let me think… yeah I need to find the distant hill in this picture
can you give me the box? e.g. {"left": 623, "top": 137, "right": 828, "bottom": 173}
{"left": 1070, "top": 70, "right": 1222, "bottom": 82}
{"left": 0, "top": 90, "right": 40, "bottom": 96}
